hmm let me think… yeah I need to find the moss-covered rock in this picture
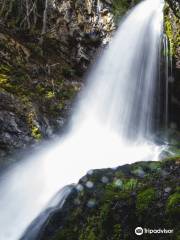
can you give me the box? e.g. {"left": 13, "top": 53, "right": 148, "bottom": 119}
{"left": 24, "top": 158, "right": 179, "bottom": 240}
{"left": 166, "top": 192, "right": 180, "bottom": 216}
{"left": 164, "top": 2, "right": 180, "bottom": 58}
{"left": 136, "top": 187, "right": 157, "bottom": 213}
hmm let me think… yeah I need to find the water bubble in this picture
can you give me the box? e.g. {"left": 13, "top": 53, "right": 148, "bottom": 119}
{"left": 101, "top": 176, "right": 109, "bottom": 183}
{"left": 87, "top": 199, "right": 96, "bottom": 208}
{"left": 114, "top": 179, "right": 123, "bottom": 187}
{"left": 86, "top": 181, "right": 94, "bottom": 188}
{"left": 76, "top": 184, "right": 84, "bottom": 192}
{"left": 87, "top": 170, "right": 94, "bottom": 175}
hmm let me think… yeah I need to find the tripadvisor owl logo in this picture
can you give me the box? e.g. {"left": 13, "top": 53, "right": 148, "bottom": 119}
{"left": 135, "top": 227, "right": 174, "bottom": 236}
{"left": 135, "top": 227, "right": 143, "bottom": 235}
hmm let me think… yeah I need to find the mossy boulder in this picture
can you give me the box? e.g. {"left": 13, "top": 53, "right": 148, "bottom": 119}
{"left": 23, "top": 158, "right": 180, "bottom": 240}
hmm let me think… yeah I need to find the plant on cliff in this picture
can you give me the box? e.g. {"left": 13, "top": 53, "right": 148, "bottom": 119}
{"left": 166, "top": 192, "right": 180, "bottom": 216}
{"left": 136, "top": 187, "right": 157, "bottom": 213}
{"left": 164, "top": 1, "right": 180, "bottom": 60}
{"left": 112, "top": 0, "right": 141, "bottom": 22}
{"left": 0, "top": 0, "right": 49, "bottom": 35}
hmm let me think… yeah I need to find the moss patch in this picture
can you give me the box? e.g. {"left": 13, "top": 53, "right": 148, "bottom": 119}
{"left": 164, "top": 2, "right": 180, "bottom": 57}
{"left": 136, "top": 188, "right": 157, "bottom": 213}
{"left": 112, "top": 0, "right": 141, "bottom": 22}
{"left": 166, "top": 192, "right": 180, "bottom": 216}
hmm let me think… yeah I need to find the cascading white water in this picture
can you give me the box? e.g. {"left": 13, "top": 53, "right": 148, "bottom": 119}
{"left": 0, "top": 0, "right": 165, "bottom": 239}
{"left": 20, "top": 186, "right": 73, "bottom": 240}
{"left": 163, "top": 34, "right": 169, "bottom": 129}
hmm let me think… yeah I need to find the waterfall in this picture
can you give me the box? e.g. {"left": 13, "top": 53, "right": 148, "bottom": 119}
{"left": 20, "top": 186, "right": 73, "bottom": 240}
{"left": 162, "top": 33, "right": 173, "bottom": 132}
{"left": 163, "top": 34, "right": 169, "bottom": 129}
{"left": 0, "top": 0, "right": 165, "bottom": 239}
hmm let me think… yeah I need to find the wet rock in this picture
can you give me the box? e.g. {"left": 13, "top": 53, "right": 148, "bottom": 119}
{"left": 39, "top": 158, "right": 180, "bottom": 240}
{"left": 164, "top": 187, "right": 172, "bottom": 193}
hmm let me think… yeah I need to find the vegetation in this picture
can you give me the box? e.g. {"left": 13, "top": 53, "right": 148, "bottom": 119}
{"left": 39, "top": 158, "right": 180, "bottom": 240}
{"left": 0, "top": 0, "right": 179, "bottom": 239}
{"left": 136, "top": 188, "right": 157, "bottom": 212}
{"left": 164, "top": 2, "right": 180, "bottom": 57}
{"left": 112, "top": 0, "right": 141, "bottom": 22}
{"left": 166, "top": 192, "right": 180, "bottom": 216}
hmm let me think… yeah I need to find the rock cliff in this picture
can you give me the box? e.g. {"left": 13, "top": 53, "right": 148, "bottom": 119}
{"left": 0, "top": 0, "right": 141, "bottom": 165}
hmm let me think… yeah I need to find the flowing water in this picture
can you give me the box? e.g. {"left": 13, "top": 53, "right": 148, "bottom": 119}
{"left": 163, "top": 34, "right": 169, "bottom": 129}
{"left": 0, "top": 0, "right": 165, "bottom": 239}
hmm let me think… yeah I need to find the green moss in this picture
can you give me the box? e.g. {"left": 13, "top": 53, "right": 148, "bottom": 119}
{"left": 36, "top": 84, "right": 46, "bottom": 94}
{"left": 113, "top": 224, "right": 122, "bottom": 240}
{"left": 123, "top": 178, "right": 138, "bottom": 191}
{"left": 166, "top": 192, "right": 180, "bottom": 216}
{"left": 79, "top": 216, "right": 100, "bottom": 240}
{"left": 112, "top": 0, "right": 141, "bottom": 22}
{"left": 100, "top": 203, "right": 110, "bottom": 220}
{"left": 31, "top": 126, "right": 42, "bottom": 140}
{"left": 82, "top": 230, "right": 97, "bottom": 240}
{"left": 161, "top": 156, "right": 180, "bottom": 168}
{"left": 164, "top": 3, "right": 180, "bottom": 57}
{"left": 136, "top": 188, "right": 157, "bottom": 212}
{"left": 148, "top": 162, "right": 161, "bottom": 171}
{"left": 46, "top": 91, "right": 55, "bottom": 99}
{"left": 131, "top": 167, "right": 145, "bottom": 177}
{"left": 27, "top": 112, "right": 42, "bottom": 140}
{"left": 0, "top": 65, "right": 11, "bottom": 74}
{"left": 112, "top": 0, "right": 132, "bottom": 22}
{"left": 114, "top": 170, "right": 125, "bottom": 178}
{"left": 0, "top": 74, "right": 9, "bottom": 85}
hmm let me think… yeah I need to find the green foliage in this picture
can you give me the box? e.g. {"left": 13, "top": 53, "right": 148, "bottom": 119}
{"left": 164, "top": 2, "right": 180, "bottom": 57}
{"left": 112, "top": 0, "right": 141, "bottom": 22}
{"left": 99, "top": 203, "right": 110, "bottom": 223}
{"left": 166, "top": 192, "right": 180, "bottom": 216}
{"left": 123, "top": 178, "right": 138, "bottom": 191}
{"left": 112, "top": 0, "right": 130, "bottom": 21}
{"left": 113, "top": 224, "right": 122, "bottom": 240}
{"left": 79, "top": 216, "right": 100, "bottom": 240}
{"left": 148, "top": 162, "right": 161, "bottom": 171}
{"left": 136, "top": 188, "right": 157, "bottom": 212}
{"left": 27, "top": 112, "right": 42, "bottom": 140}
{"left": 0, "top": 73, "right": 9, "bottom": 85}
{"left": 46, "top": 91, "right": 55, "bottom": 99}
{"left": 31, "top": 126, "right": 42, "bottom": 140}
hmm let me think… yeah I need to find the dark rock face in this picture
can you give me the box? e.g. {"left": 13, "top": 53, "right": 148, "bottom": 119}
{"left": 0, "top": 0, "right": 140, "bottom": 164}
{"left": 37, "top": 158, "right": 180, "bottom": 240}
{"left": 50, "top": 0, "right": 116, "bottom": 72}
{"left": 167, "top": 0, "right": 180, "bottom": 18}
{"left": 0, "top": 0, "right": 116, "bottom": 164}
{"left": 164, "top": 0, "right": 180, "bottom": 132}
{"left": 0, "top": 91, "right": 32, "bottom": 165}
